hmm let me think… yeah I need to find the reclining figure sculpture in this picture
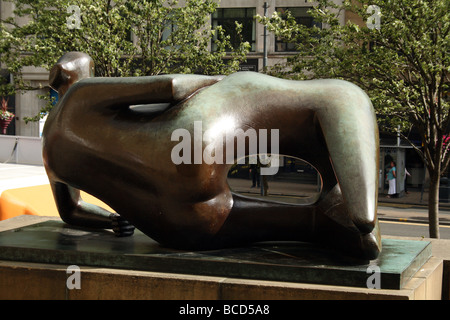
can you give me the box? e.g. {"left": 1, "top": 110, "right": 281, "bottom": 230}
{"left": 43, "top": 52, "right": 381, "bottom": 260}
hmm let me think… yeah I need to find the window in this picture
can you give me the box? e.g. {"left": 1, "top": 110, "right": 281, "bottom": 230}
{"left": 211, "top": 8, "right": 256, "bottom": 52}
{"left": 161, "top": 22, "right": 176, "bottom": 42}
{"left": 275, "top": 7, "right": 321, "bottom": 52}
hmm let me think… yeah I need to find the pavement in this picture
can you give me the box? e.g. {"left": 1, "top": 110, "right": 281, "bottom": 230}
{"left": 377, "top": 189, "right": 450, "bottom": 226}
{"left": 0, "top": 163, "right": 49, "bottom": 193}
{"left": 1, "top": 162, "right": 450, "bottom": 225}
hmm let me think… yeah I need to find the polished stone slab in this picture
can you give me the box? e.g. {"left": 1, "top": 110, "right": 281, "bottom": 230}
{"left": 0, "top": 220, "right": 431, "bottom": 289}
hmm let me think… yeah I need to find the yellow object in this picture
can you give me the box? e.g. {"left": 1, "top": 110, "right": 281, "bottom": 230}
{"left": 0, "top": 184, "right": 113, "bottom": 221}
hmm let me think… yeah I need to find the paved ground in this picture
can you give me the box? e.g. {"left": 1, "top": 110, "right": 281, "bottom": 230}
{"left": 0, "top": 163, "right": 48, "bottom": 193}
{"left": 2, "top": 162, "right": 450, "bottom": 225}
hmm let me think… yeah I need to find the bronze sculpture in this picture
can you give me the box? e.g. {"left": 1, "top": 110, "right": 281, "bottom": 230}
{"left": 43, "top": 52, "right": 381, "bottom": 260}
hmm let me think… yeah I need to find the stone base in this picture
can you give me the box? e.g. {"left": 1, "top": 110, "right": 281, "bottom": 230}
{"left": 0, "top": 257, "right": 443, "bottom": 300}
{"left": 0, "top": 217, "right": 444, "bottom": 300}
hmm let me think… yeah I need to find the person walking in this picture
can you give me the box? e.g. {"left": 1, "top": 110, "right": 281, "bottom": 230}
{"left": 250, "top": 163, "right": 260, "bottom": 188}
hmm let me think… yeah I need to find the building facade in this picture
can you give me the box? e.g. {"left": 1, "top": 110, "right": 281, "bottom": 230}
{"left": 0, "top": 1, "right": 49, "bottom": 136}
{"left": 213, "top": 0, "right": 345, "bottom": 72}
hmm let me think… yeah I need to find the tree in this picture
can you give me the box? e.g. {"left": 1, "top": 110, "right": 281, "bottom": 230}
{"left": 258, "top": 0, "right": 449, "bottom": 238}
{"left": 0, "top": 0, "right": 250, "bottom": 120}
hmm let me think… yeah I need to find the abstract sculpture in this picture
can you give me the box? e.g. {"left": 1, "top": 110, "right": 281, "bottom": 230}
{"left": 43, "top": 52, "right": 381, "bottom": 260}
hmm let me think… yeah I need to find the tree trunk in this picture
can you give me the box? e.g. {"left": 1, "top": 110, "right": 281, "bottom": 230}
{"left": 428, "top": 171, "right": 440, "bottom": 238}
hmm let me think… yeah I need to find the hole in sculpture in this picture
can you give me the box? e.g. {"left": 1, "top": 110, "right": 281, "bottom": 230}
{"left": 227, "top": 155, "right": 322, "bottom": 205}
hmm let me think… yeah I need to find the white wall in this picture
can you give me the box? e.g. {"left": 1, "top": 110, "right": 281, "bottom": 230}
{"left": 15, "top": 68, "right": 49, "bottom": 137}
{"left": 0, "top": 135, "right": 43, "bottom": 165}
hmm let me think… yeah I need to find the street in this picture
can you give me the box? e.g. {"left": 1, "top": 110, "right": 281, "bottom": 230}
{"left": 377, "top": 204, "right": 450, "bottom": 239}
{"left": 379, "top": 219, "right": 450, "bottom": 239}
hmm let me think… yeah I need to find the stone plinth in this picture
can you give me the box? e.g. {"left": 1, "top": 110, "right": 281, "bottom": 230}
{"left": 0, "top": 216, "right": 444, "bottom": 300}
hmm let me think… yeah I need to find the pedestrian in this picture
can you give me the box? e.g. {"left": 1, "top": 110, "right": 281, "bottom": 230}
{"left": 386, "top": 161, "right": 396, "bottom": 198}
{"left": 250, "top": 163, "right": 260, "bottom": 188}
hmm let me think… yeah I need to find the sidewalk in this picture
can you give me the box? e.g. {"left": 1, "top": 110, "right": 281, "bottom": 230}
{"left": 1, "top": 163, "right": 450, "bottom": 225}
{"left": 379, "top": 188, "right": 439, "bottom": 208}
{"left": 377, "top": 190, "right": 450, "bottom": 226}
{"left": 0, "top": 163, "right": 48, "bottom": 194}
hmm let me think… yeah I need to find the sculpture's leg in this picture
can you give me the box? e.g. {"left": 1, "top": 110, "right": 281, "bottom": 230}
{"left": 49, "top": 180, "right": 135, "bottom": 236}
{"left": 218, "top": 154, "right": 381, "bottom": 260}
{"left": 314, "top": 81, "right": 379, "bottom": 235}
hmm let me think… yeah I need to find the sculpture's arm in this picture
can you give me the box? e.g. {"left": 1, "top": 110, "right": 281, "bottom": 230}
{"left": 49, "top": 180, "right": 134, "bottom": 236}
{"left": 49, "top": 51, "right": 223, "bottom": 104}
{"left": 60, "top": 74, "right": 224, "bottom": 112}
{"left": 51, "top": 181, "right": 111, "bottom": 227}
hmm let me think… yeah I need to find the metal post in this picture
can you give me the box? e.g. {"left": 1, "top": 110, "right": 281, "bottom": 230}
{"left": 263, "top": 2, "right": 268, "bottom": 70}
{"left": 396, "top": 126, "right": 404, "bottom": 196}
{"left": 260, "top": 173, "right": 264, "bottom": 196}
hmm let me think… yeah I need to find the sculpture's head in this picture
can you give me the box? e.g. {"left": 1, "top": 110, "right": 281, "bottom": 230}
{"left": 49, "top": 52, "right": 94, "bottom": 97}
